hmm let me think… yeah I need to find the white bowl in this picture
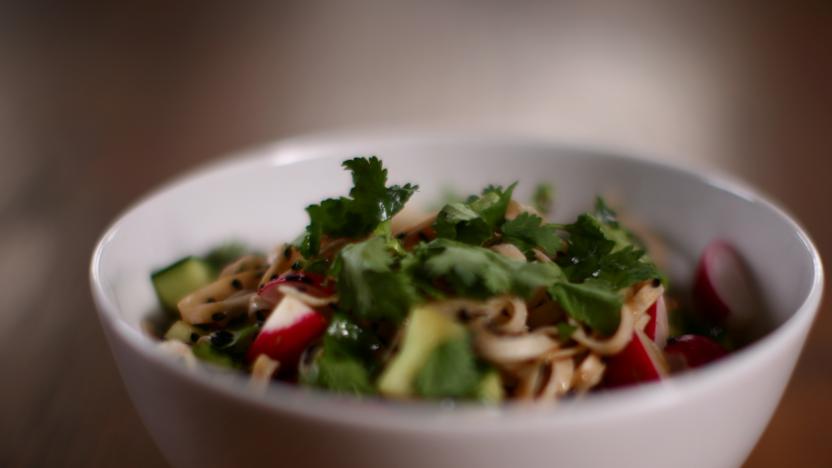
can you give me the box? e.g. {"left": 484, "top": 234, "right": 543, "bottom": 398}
{"left": 90, "top": 134, "right": 823, "bottom": 468}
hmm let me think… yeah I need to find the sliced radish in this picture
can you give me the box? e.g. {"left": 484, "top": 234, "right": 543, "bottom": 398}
{"left": 693, "top": 240, "right": 757, "bottom": 327}
{"left": 246, "top": 295, "right": 328, "bottom": 367}
{"left": 644, "top": 295, "right": 669, "bottom": 349}
{"left": 257, "top": 271, "right": 335, "bottom": 307}
{"left": 664, "top": 335, "right": 726, "bottom": 371}
{"left": 604, "top": 329, "right": 668, "bottom": 388}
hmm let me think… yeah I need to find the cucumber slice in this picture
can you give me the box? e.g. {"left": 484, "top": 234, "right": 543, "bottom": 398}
{"left": 151, "top": 257, "right": 215, "bottom": 312}
{"left": 164, "top": 320, "right": 205, "bottom": 344}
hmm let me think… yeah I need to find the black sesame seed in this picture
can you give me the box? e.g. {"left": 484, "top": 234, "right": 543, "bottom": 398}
{"left": 205, "top": 297, "right": 216, "bottom": 304}
{"left": 212, "top": 312, "right": 226, "bottom": 322}
{"left": 231, "top": 278, "right": 243, "bottom": 290}
{"left": 652, "top": 278, "right": 661, "bottom": 287}
{"left": 210, "top": 330, "right": 233, "bottom": 347}
{"left": 189, "top": 333, "right": 199, "bottom": 343}
{"left": 291, "top": 261, "right": 302, "bottom": 271}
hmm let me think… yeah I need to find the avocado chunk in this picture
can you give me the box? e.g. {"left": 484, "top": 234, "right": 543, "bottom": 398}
{"left": 378, "top": 305, "right": 466, "bottom": 398}
{"left": 151, "top": 256, "right": 215, "bottom": 312}
{"left": 476, "top": 370, "right": 505, "bottom": 403}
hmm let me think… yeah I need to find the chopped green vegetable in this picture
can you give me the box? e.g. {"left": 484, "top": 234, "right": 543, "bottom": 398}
{"left": 192, "top": 341, "right": 238, "bottom": 369}
{"left": 501, "top": 212, "right": 562, "bottom": 257}
{"left": 300, "top": 157, "right": 417, "bottom": 257}
{"left": 532, "top": 183, "right": 554, "bottom": 215}
{"left": 151, "top": 257, "right": 216, "bottom": 312}
{"left": 414, "top": 334, "right": 481, "bottom": 399}
{"left": 556, "top": 322, "right": 578, "bottom": 341}
{"left": 433, "top": 183, "right": 516, "bottom": 245}
{"left": 301, "top": 352, "right": 375, "bottom": 395}
{"left": 378, "top": 305, "right": 466, "bottom": 397}
{"left": 323, "top": 314, "right": 382, "bottom": 362}
{"left": 208, "top": 322, "right": 260, "bottom": 357}
{"left": 407, "top": 239, "right": 564, "bottom": 299}
{"left": 558, "top": 212, "right": 659, "bottom": 289}
{"left": 333, "top": 236, "right": 417, "bottom": 322}
{"left": 549, "top": 279, "right": 622, "bottom": 336}
{"left": 476, "top": 370, "right": 505, "bottom": 403}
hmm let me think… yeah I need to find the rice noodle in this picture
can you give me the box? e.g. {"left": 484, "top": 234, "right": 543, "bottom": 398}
{"left": 570, "top": 283, "right": 664, "bottom": 355}
{"left": 474, "top": 327, "right": 560, "bottom": 364}
{"left": 258, "top": 243, "right": 299, "bottom": 288}
{"left": 249, "top": 354, "right": 280, "bottom": 392}
{"left": 220, "top": 255, "right": 266, "bottom": 277}
{"left": 571, "top": 306, "right": 634, "bottom": 356}
{"left": 178, "top": 270, "right": 261, "bottom": 324}
{"left": 539, "top": 359, "right": 575, "bottom": 400}
{"left": 573, "top": 353, "right": 605, "bottom": 393}
{"left": 179, "top": 292, "right": 255, "bottom": 325}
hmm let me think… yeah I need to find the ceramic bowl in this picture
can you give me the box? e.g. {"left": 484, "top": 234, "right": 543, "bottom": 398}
{"left": 90, "top": 134, "right": 823, "bottom": 468}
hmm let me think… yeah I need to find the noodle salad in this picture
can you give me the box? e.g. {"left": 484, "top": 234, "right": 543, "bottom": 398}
{"left": 152, "top": 156, "right": 739, "bottom": 403}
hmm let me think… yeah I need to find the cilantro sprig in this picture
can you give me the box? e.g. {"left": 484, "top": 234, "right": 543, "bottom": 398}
{"left": 300, "top": 156, "right": 417, "bottom": 257}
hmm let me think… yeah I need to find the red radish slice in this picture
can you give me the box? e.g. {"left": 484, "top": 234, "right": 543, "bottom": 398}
{"left": 246, "top": 295, "right": 328, "bottom": 367}
{"left": 644, "top": 296, "right": 669, "bottom": 349}
{"left": 664, "top": 335, "right": 726, "bottom": 371}
{"left": 258, "top": 271, "right": 335, "bottom": 307}
{"left": 693, "top": 240, "right": 756, "bottom": 327}
{"left": 604, "top": 329, "right": 668, "bottom": 388}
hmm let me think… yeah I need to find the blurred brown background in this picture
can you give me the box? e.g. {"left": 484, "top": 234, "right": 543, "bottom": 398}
{"left": 0, "top": 1, "right": 830, "bottom": 467}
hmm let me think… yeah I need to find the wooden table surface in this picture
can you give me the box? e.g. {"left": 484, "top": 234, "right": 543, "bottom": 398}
{"left": 1, "top": 2, "right": 829, "bottom": 467}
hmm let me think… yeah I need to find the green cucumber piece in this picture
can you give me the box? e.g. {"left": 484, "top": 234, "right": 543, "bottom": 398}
{"left": 151, "top": 256, "right": 215, "bottom": 312}
{"left": 192, "top": 341, "right": 237, "bottom": 369}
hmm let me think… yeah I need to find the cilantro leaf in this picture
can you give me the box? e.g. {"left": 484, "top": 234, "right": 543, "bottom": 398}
{"left": 300, "top": 314, "right": 382, "bottom": 395}
{"left": 300, "top": 353, "right": 375, "bottom": 395}
{"left": 334, "top": 236, "right": 417, "bottom": 321}
{"left": 433, "top": 183, "right": 516, "bottom": 245}
{"left": 300, "top": 157, "right": 417, "bottom": 257}
{"left": 500, "top": 212, "right": 562, "bottom": 256}
{"left": 509, "top": 261, "right": 566, "bottom": 297}
{"left": 414, "top": 334, "right": 481, "bottom": 399}
{"left": 324, "top": 314, "right": 382, "bottom": 362}
{"left": 549, "top": 279, "right": 622, "bottom": 336}
{"left": 558, "top": 213, "right": 658, "bottom": 289}
{"left": 407, "top": 239, "right": 564, "bottom": 299}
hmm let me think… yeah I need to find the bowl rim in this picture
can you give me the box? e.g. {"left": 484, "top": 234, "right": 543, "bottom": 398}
{"left": 90, "top": 132, "right": 824, "bottom": 432}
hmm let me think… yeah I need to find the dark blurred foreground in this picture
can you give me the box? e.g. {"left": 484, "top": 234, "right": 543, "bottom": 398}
{"left": 0, "top": 2, "right": 830, "bottom": 467}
